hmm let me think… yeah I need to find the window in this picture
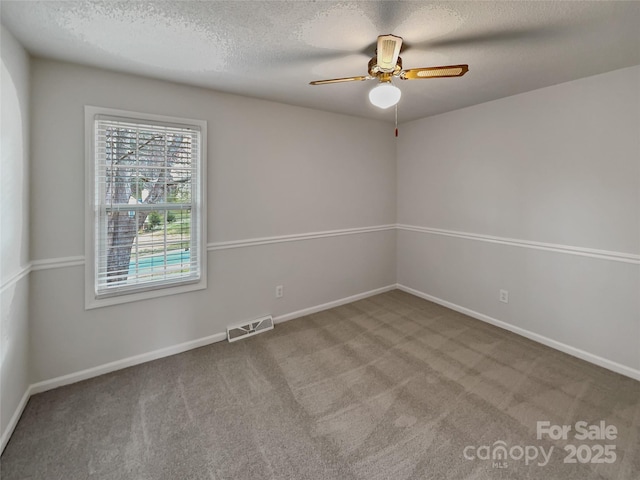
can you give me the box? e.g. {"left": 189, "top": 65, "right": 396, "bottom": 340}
{"left": 85, "top": 107, "right": 206, "bottom": 308}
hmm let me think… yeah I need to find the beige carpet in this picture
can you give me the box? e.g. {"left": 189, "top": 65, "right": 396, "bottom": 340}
{"left": 2, "top": 290, "right": 639, "bottom": 479}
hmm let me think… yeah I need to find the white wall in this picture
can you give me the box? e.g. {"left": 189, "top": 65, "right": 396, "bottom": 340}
{"left": 0, "top": 25, "right": 31, "bottom": 446}
{"left": 29, "top": 59, "right": 397, "bottom": 383}
{"left": 397, "top": 66, "right": 640, "bottom": 374}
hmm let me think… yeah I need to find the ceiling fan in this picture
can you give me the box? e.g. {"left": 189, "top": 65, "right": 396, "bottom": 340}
{"left": 310, "top": 34, "right": 469, "bottom": 109}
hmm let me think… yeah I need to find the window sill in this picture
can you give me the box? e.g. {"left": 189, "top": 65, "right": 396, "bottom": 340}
{"left": 85, "top": 278, "right": 207, "bottom": 310}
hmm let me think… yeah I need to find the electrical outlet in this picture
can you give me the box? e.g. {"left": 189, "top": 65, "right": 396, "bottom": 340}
{"left": 499, "top": 289, "right": 509, "bottom": 303}
{"left": 275, "top": 285, "right": 284, "bottom": 298}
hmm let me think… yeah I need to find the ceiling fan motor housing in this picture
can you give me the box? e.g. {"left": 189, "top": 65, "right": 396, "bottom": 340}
{"left": 368, "top": 57, "right": 402, "bottom": 79}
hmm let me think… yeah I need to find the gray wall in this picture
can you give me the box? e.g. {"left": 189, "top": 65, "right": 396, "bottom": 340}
{"left": 397, "top": 65, "right": 640, "bottom": 373}
{"left": 0, "top": 25, "right": 31, "bottom": 446}
{"left": 28, "top": 59, "right": 397, "bottom": 383}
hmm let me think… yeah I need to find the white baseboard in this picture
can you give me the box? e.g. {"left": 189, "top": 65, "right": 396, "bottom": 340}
{"left": 0, "top": 387, "right": 31, "bottom": 454}
{"left": 0, "top": 284, "right": 396, "bottom": 454}
{"left": 29, "top": 332, "right": 229, "bottom": 396}
{"left": 273, "top": 284, "right": 397, "bottom": 324}
{"left": 396, "top": 284, "right": 640, "bottom": 382}
{"left": 24, "top": 284, "right": 396, "bottom": 397}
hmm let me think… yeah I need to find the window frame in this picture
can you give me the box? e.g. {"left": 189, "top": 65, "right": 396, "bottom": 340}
{"left": 85, "top": 106, "right": 207, "bottom": 309}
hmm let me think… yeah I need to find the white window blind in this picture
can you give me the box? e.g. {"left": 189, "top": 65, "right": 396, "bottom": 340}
{"left": 93, "top": 115, "right": 202, "bottom": 297}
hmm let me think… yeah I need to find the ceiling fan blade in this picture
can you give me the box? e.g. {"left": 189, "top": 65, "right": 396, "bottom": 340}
{"left": 414, "top": 27, "right": 560, "bottom": 50}
{"left": 401, "top": 64, "right": 469, "bottom": 80}
{"left": 309, "top": 76, "right": 369, "bottom": 85}
{"left": 377, "top": 34, "right": 403, "bottom": 72}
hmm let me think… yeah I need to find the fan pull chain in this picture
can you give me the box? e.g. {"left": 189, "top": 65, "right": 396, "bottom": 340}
{"left": 395, "top": 104, "right": 399, "bottom": 137}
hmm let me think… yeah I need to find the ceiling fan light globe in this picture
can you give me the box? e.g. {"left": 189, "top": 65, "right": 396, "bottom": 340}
{"left": 369, "top": 83, "right": 401, "bottom": 109}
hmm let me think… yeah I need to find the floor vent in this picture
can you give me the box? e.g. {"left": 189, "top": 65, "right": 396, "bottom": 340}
{"left": 227, "top": 315, "right": 274, "bottom": 342}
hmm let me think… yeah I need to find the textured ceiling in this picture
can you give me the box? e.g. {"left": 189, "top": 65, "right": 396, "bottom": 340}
{"left": 2, "top": 1, "right": 640, "bottom": 122}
